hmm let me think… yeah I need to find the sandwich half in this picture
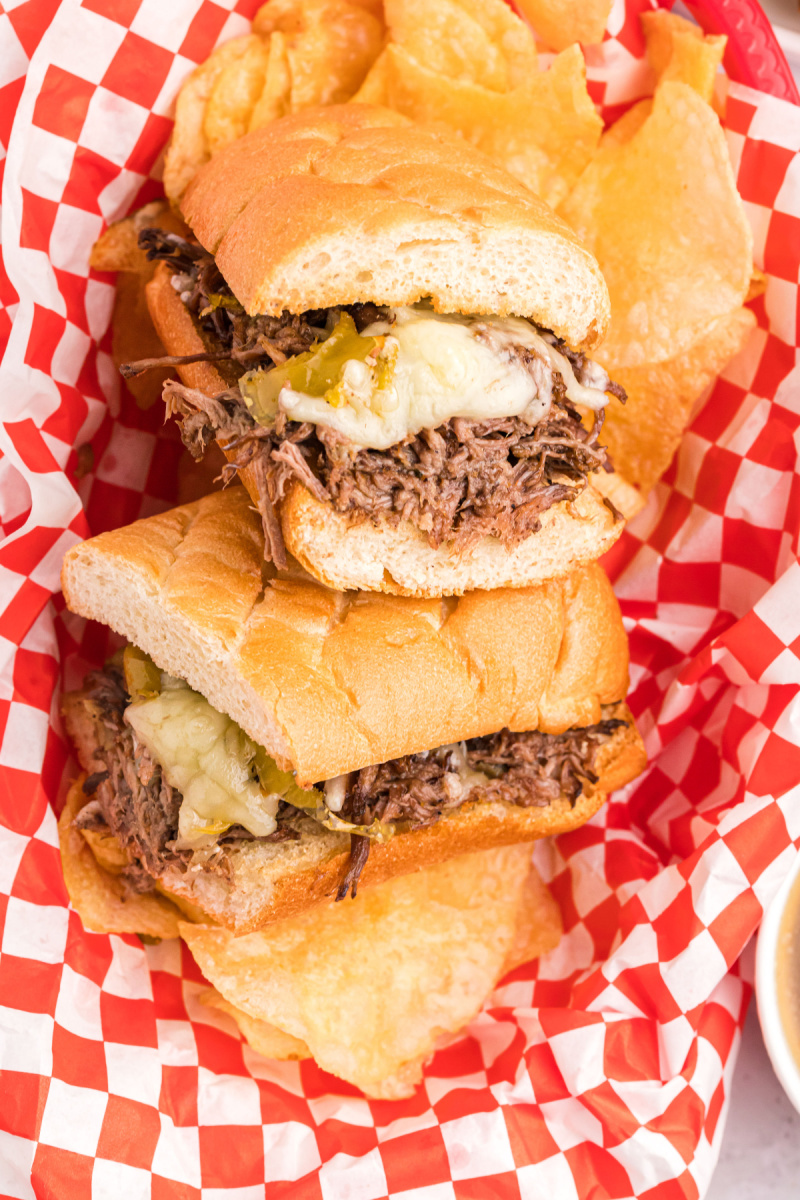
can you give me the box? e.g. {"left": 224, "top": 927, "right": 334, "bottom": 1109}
{"left": 60, "top": 488, "right": 646, "bottom": 934}
{"left": 127, "top": 103, "right": 639, "bottom": 598}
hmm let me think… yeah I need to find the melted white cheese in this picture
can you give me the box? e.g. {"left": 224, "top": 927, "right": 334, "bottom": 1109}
{"left": 323, "top": 773, "right": 350, "bottom": 813}
{"left": 278, "top": 306, "right": 610, "bottom": 451}
{"left": 474, "top": 317, "right": 611, "bottom": 413}
{"left": 125, "top": 678, "right": 279, "bottom": 845}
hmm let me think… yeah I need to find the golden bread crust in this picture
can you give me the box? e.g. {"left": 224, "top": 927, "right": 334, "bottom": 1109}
{"left": 145, "top": 263, "right": 236, "bottom": 393}
{"left": 61, "top": 488, "right": 631, "bottom": 785}
{"left": 179, "top": 103, "right": 609, "bottom": 348}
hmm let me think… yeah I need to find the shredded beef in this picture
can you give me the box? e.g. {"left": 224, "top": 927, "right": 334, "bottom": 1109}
{"left": 82, "top": 770, "right": 109, "bottom": 795}
{"left": 343, "top": 722, "right": 624, "bottom": 826}
{"left": 133, "top": 228, "right": 329, "bottom": 373}
{"left": 333, "top": 719, "right": 626, "bottom": 897}
{"left": 319, "top": 405, "right": 610, "bottom": 553}
{"left": 165, "top": 377, "right": 613, "bottom": 570}
{"left": 62, "top": 664, "right": 184, "bottom": 892}
{"left": 128, "top": 229, "right": 624, "bottom": 569}
{"left": 337, "top": 836, "right": 372, "bottom": 902}
{"left": 137, "top": 227, "right": 385, "bottom": 355}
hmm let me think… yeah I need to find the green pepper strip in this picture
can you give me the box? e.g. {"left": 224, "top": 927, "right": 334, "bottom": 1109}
{"left": 239, "top": 312, "right": 386, "bottom": 425}
{"left": 123, "top": 645, "right": 162, "bottom": 704}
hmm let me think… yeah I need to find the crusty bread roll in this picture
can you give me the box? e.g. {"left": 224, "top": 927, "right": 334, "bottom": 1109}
{"left": 181, "top": 104, "right": 610, "bottom": 349}
{"left": 61, "top": 487, "right": 646, "bottom": 932}
{"left": 146, "top": 264, "right": 637, "bottom": 598}
{"left": 66, "top": 703, "right": 644, "bottom": 935}
{"left": 61, "top": 487, "right": 633, "bottom": 787}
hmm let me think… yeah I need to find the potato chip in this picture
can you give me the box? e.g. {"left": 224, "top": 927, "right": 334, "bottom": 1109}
{"left": 254, "top": 0, "right": 381, "bottom": 38}
{"left": 90, "top": 202, "right": 191, "bottom": 409}
{"left": 590, "top": 469, "right": 645, "bottom": 523}
{"left": 747, "top": 266, "right": 768, "bottom": 302}
{"left": 449, "top": 0, "right": 539, "bottom": 87}
{"left": 248, "top": 31, "right": 292, "bottom": 131}
{"left": 560, "top": 81, "right": 752, "bottom": 368}
{"left": 383, "top": 0, "right": 513, "bottom": 91}
{"left": 203, "top": 876, "right": 558, "bottom": 1071}
{"left": 58, "top": 778, "right": 183, "bottom": 939}
{"left": 599, "top": 99, "right": 651, "bottom": 149}
{"left": 514, "top": 0, "right": 612, "bottom": 52}
{"left": 90, "top": 210, "right": 150, "bottom": 273}
{"left": 201, "top": 989, "right": 311, "bottom": 1060}
{"left": 664, "top": 32, "right": 725, "bottom": 105}
{"left": 80, "top": 823, "right": 128, "bottom": 873}
{"left": 352, "top": 49, "right": 389, "bottom": 104}
{"left": 255, "top": 0, "right": 384, "bottom": 111}
{"left": 642, "top": 10, "right": 694, "bottom": 76}
{"left": 289, "top": 2, "right": 384, "bottom": 110}
{"left": 253, "top": 0, "right": 307, "bottom": 35}
{"left": 163, "top": 36, "right": 256, "bottom": 206}
{"left": 641, "top": 10, "right": 725, "bottom": 106}
{"left": 380, "top": 43, "right": 602, "bottom": 209}
{"left": 180, "top": 845, "right": 561, "bottom": 1098}
{"left": 379, "top": 0, "right": 537, "bottom": 94}
{"left": 204, "top": 35, "right": 271, "bottom": 157}
{"left": 603, "top": 306, "right": 756, "bottom": 493}
{"left": 498, "top": 853, "right": 565, "bottom": 973}
{"left": 340, "top": 0, "right": 383, "bottom": 14}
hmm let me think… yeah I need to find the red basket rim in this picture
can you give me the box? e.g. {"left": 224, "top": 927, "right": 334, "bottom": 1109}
{"left": 678, "top": 0, "right": 800, "bottom": 104}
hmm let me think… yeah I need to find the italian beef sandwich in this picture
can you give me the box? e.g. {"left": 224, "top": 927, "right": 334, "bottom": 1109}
{"left": 128, "top": 103, "right": 640, "bottom": 598}
{"left": 60, "top": 488, "right": 646, "bottom": 935}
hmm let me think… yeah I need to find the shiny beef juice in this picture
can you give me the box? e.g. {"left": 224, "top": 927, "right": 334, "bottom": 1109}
{"left": 777, "top": 870, "right": 800, "bottom": 1068}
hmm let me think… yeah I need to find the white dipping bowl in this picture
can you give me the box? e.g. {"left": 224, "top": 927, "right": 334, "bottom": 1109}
{"left": 756, "top": 849, "right": 800, "bottom": 1114}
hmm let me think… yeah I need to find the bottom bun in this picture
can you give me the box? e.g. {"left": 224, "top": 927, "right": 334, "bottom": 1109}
{"left": 163, "top": 789, "right": 609, "bottom": 936}
{"left": 278, "top": 477, "right": 629, "bottom": 597}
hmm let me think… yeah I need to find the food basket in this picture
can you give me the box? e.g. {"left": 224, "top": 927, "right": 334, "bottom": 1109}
{"left": 1, "top": 1, "right": 799, "bottom": 1196}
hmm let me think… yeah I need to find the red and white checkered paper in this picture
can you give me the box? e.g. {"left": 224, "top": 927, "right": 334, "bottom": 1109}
{"left": 1, "top": 0, "right": 800, "bottom": 1196}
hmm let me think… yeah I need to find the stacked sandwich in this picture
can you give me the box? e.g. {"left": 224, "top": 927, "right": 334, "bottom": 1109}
{"left": 60, "top": 104, "right": 646, "bottom": 1096}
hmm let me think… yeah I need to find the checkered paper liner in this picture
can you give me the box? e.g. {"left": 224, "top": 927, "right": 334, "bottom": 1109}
{"left": 1, "top": 0, "right": 800, "bottom": 1197}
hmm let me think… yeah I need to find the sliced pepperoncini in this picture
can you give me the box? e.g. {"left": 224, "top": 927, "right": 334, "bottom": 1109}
{"left": 199, "top": 292, "right": 242, "bottom": 318}
{"left": 315, "top": 808, "right": 397, "bottom": 843}
{"left": 123, "top": 645, "right": 162, "bottom": 704}
{"left": 252, "top": 747, "right": 324, "bottom": 811}
{"left": 253, "top": 749, "right": 396, "bottom": 842}
{"left": 239, "top": 312, "right": 387, "bottom": 424}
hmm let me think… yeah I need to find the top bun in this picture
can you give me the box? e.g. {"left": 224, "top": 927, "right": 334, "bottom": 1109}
{"left": 181, "top": 104, "right": 610, "bottom": 349}
{"left": 61, "top": 488, "right": 629, "bottom": 785}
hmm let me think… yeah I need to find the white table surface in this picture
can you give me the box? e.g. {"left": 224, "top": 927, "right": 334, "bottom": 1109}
{"left": 707, "top": 1000, "right": 800, "bottom": 1199}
